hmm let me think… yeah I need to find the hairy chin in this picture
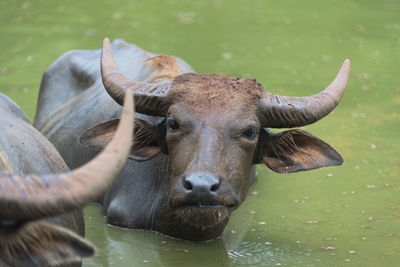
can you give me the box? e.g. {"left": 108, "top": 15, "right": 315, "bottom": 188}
{"left": 174, "top": 206, "right": 230, "bottom": 228}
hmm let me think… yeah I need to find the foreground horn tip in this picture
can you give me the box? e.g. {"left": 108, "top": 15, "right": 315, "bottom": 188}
{"left": 343, "top": 58, "right": 351, "bottom": 70}
{"left": 338, "top": 58, "right": 351, "bottom": 90}
{"left": 342, "top": 59, "right": 351, "bottom": 76}
{"left": 103, "top": 37, "right": 111, "bottom": 49}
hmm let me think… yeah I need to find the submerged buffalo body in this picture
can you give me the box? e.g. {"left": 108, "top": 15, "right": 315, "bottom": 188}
{"left": 34, "top": 39, "right": 350, "bottom": 241}
{"left": 0, "top": 92, "right": 133, "bottom": 266}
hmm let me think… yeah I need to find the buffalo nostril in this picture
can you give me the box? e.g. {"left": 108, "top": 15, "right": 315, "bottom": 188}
{"left": 210, "top": 181, "right": 220, "bottom": 192}
{"left": 182, "top": 178, "right": 193, "bottom": 190}
{"left": 210, "top": 175, "right": 222, "bottom": 192}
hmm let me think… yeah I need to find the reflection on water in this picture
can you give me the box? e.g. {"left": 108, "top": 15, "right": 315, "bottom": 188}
{"left": 84, "top": 205, "right": 232, "bottom": 267}
{"left": 228, "top": 242, "right": 294, "bottom": 266}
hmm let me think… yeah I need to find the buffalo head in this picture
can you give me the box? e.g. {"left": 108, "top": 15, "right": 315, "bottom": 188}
{"left": 81, "top": 38, "right": 350, "bottom": 241}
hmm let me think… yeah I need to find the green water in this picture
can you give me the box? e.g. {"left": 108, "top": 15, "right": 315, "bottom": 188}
{"left": 1, "top": 0, "right": 399, "bottom": 266}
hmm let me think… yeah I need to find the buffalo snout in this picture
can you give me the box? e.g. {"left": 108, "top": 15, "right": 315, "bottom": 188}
{"left": 179, "top": 173, "right": 223, "bottom": 205}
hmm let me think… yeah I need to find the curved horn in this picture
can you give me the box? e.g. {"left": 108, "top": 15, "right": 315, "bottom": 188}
{"left": 101, "top": 37, "right": 173, "bottom": 116}
{"left": 0, "top": 88, "right": 135, "bottom": 221}
{"left": 259, "top": 59, "right": 350, "bottom": 128}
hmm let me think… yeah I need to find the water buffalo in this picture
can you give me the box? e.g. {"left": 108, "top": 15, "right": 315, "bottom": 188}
{"left": 34, "top": 38, "right": 350, "bottom": 241}
{"left": 0, "top": 90, "right": 134, "bottom": 266}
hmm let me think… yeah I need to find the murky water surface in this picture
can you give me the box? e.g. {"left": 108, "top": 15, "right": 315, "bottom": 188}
{"left": 1, "top": 0, "right": 399, "bottom": 266}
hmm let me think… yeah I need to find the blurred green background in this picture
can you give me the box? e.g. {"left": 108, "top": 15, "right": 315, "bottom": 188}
{"left": 0, "top": 0, "right": 399, "bottom": 266}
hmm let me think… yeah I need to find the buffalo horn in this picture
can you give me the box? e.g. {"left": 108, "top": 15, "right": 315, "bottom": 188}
{"left": 101, "top": 38, "right": 173, "bottom": 116}
{"left": 0, "top": 88, "right": 135, "bottom": 221}
{"left": 259, "top": 59, "right": 350, "bottom": 128}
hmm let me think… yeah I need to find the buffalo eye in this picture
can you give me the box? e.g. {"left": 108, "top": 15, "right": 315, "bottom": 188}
{"left": 167, "top": 119, "right": 180, "bottom": 132}
{"left": 241, "top": 128, "right": 258, "bottom": 140}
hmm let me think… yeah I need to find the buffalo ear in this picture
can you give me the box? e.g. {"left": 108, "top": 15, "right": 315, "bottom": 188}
{"left": 128, "top": 119, "right": 166, "bottom": 162}
{"left": 0, "top": 221, "right": 94, "bottom": 266}
{"left": 79, "top": 118, "right": 166, "bottom": 162}
{"left": 79, "top": 119, "right": 120, "bottom": 151}
{"left": 256, "top": 129, "right": 343, "bottom": 173}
